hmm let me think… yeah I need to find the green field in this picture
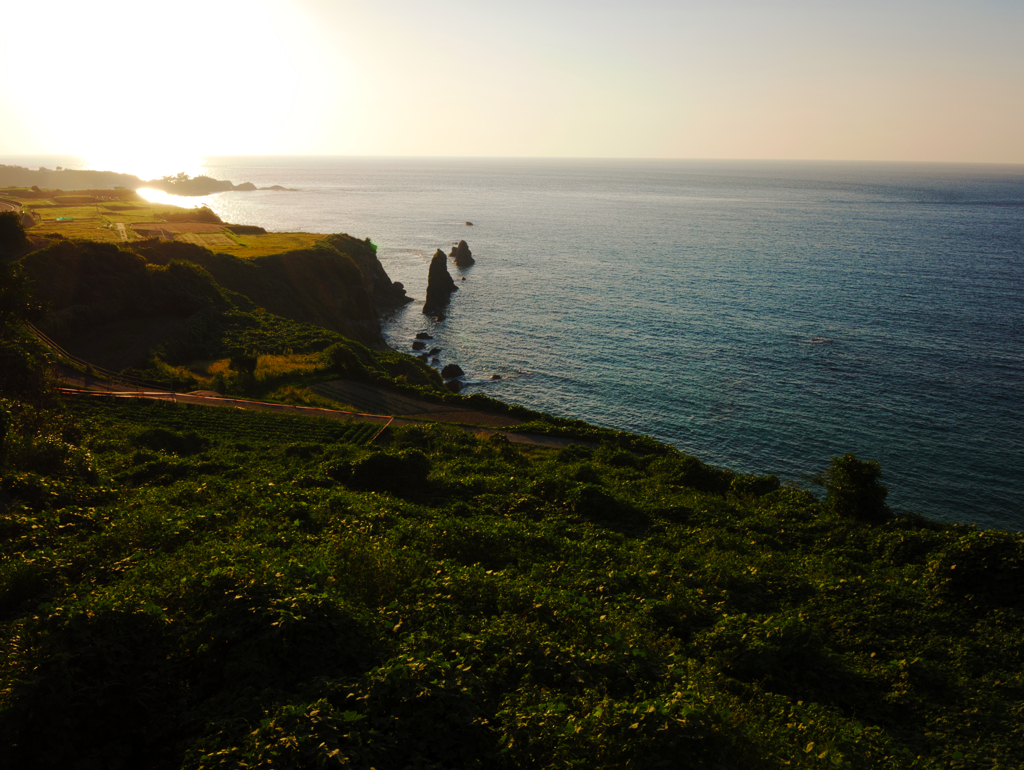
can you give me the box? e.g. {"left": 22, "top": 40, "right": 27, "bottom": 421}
{"left": 4, "top": 188, "right": 328, "bottom": 255}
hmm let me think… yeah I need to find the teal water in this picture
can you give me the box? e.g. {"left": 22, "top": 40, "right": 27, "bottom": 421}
{"left": 10, "top": 156, "right": 1023, "bottom": 529}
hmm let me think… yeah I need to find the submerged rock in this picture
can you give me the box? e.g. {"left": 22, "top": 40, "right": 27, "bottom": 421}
{"left": 423, "top": 249, "right": 457, "bottom": 315}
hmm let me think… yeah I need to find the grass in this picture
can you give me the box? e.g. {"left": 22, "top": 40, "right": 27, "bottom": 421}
{"left": 5, "top": 188, "right": 328, "bottom": 255}
{"left": 221, "top": 232, "right": 327, "bottom": 257}
{"left": 1, "top": 393, "right": 1021, "bottom": 769}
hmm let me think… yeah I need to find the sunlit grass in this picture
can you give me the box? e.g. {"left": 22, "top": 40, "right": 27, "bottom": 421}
{"left": 256, "top": 353, "right": 322, "bottom": 379}
{"left": 8, "top": 190, "right": 327, "bottom": 253}
{"left": 262, "top": 384, "right": 356, "bottom": 410}
{"left": 222, "top": 232, "right": 327, "bottom": 257}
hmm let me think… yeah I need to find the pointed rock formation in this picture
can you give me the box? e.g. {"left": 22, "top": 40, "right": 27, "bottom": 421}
{"left": 450, "top": 239, "right": 475, "bottom": 267}
{"left": 423, "top": 249, "right": 458, "bottom": 315}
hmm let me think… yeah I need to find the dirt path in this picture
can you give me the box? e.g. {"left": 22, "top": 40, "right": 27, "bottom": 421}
{"left": 59, "top": 382, "right": 590, "bottom": 450}
{"left": 313, "top": 379, "right": 522, "bottom": 428}
{"left": 115, "top": 223, "right": 128, "bottom": 241}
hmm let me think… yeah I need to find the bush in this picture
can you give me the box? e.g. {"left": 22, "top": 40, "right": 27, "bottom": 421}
{"left": 133, "top": 427, "right": 209, "bottom": 456}
{"left": 10, "top": 434, "right": 96, "bottom": 480}
{"left": 0, "top": 608, "right": 176, "bottom": 768}
{"left": 925, "top": 530, "right": 1024, "bottom": 607}
{"left": 730, "top": 473, "right": 781, "bottom": 498}
{"left": 653, "top": 454, "right": 736, "bottom": 495}
{"left": 0, "top": 210, "right": 28, "bottom": 255}
{"left": 821, "top": 453, "right": 891, "bottom": 523}
{"left": 349, "top": 450, "right": 431, "bottom": 494}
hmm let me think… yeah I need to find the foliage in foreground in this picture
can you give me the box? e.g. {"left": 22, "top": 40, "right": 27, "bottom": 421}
{"left": 0, "top": 396, "right": 1022, "bottom": 769}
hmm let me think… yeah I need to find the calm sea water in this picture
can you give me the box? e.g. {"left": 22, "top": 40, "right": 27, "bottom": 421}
{"left": 9, "top": 156, "right": 1024, "bottom": 530}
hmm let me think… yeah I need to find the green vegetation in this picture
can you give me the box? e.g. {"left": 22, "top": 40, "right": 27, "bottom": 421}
{"left": 1, "top": 187, "right": 326, "bottom": 255}
{"left": 1, "top": 385, "right": 1023, "bottom": 768}
{"left": 0, "top": 211, "right": 29, "bottom": 257}
{"left": 2, "top": 205, "right": 1021, "bottom": 769}
{"left": 16, "top": 235, "right": 423, "bottom": 389}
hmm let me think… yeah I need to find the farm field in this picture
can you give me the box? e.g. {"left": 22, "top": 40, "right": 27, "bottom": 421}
{"left": 1, "top": 188, "right": 325, "bottom": 255}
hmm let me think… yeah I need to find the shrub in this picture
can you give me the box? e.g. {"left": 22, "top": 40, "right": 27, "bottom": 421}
{"left": 322, "top": 341, "right": 369, "bottom": 379}
{"left": 0, "top": 210, "right": 27, "bottom": 255}
{"left": 349, "top": 450, "right": 431, "bottom": 494}
{"left": 228, "top": 350, "right": 258, "bottom": 377}
{"left": 0, "top": 607, "right": 176, "bottom": 768}
{"left": 730, "top": 473, "right": 781, "bottom": 498}
{"left": 821, "top": 453, "right": 891, "bottom": 523}
{"left": 925, "top": 530, "right": 1024, "bottom": 607}
{"left": 652, "top": 454, "right": 736, "bottom": 495}
{"left": 133, "top": 427, "right": 209, "bottom": 456}
{"left": 4, "top": 433, "right": 96, "bottom": 480}
{"left": 701, "top": 612, "right": 822, "bottom": 684}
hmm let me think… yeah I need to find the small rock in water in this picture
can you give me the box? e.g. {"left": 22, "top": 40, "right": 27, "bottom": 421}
{"left": 442, "top": 363, "right": 465, "bottom": 379}
{"left": 490, "top": 374, "right": 502, "bottom": 380}
{"left": 416, "top": 332, "right": 433, "bottom": 340}
{"left": 412, "top": 340, "right": 426, "bottom": 350}
{"left": 465, "top": 221, "right": 473, "bottom": 226}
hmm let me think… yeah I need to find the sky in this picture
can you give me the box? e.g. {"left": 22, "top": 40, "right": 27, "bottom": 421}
{"left": 1, "top": 0, "right": 1022, "bottom": 174}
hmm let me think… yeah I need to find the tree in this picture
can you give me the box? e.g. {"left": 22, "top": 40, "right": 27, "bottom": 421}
{"left": 0, "top": 260, "right": 50, "bottom": 402}
{"left": 0, "top": 259, "right": 41, "bottom": 339}
{"left": 820, "top": 453, "right": 892, "bottom": 523}
{"left": 0, "top": 210, "right": 28, "bottom": 258}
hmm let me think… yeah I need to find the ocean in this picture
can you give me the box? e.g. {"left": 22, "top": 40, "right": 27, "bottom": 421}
{"left": 8, "top": 156, "right": 1024, "bottom": 530}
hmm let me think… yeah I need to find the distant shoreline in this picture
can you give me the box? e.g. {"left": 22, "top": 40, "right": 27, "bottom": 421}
{"left": 0, "top": 163, "right": 295, "bottom": 197}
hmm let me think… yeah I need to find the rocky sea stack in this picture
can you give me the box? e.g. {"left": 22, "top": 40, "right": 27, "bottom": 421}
{"left": 422, "top": 249, "right": 458, "bottom": 315}
{"left": 450, "top": 239, "right": 475, "bottom": 267}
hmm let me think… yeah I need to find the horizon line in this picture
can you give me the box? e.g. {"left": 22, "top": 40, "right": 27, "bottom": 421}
{"left": 3, "top": 154, "right": 1024, "bottom": 171}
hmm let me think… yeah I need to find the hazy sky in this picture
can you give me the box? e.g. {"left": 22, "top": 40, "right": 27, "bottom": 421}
{"left": 2, "top": 0, "right": 1022, "bottom": 173}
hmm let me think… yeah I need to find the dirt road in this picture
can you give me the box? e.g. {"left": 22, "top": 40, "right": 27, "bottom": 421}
{"left": 59, "top": 382, "right": 591, "bottom": 450}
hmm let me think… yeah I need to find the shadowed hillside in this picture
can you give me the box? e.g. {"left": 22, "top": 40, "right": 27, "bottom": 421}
{"left": 19, "top": 235, "right": 409, "bottom": 369}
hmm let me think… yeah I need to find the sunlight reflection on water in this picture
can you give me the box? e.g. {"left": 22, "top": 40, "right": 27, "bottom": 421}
{"left": 136, "top": 188, "right": 219, "bottom": 209}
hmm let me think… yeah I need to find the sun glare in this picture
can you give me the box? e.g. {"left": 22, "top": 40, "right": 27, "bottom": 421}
{"left": 136, "top": 188, "right": 217, "bottom": 209}
{"left": 81, "top": 150, "right": 208, "bottom": 184}
{"left": 3, "top": 0, "right": 301, "bottom": 161}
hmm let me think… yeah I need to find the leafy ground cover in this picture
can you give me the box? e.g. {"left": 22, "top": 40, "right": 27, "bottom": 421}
{"left": 2, "top": 393, "right": 1022, "bottom": 769}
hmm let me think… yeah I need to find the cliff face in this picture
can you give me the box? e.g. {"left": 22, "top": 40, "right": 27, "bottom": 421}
{"left": 20, "top": 234, "right": 409, "bottom": 366}
{"left": 130, "top": 235, "right": 408, "bottom": 348}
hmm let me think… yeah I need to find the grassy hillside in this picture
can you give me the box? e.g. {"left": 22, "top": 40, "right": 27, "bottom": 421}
{"left": 1, "top": 185, "right": 328, "bottom": 256}
{"left": 19, "top": 235, "right": 408, "bottom": 373}
{"left": 1, "top": 393, "right": 1021, "bottom": 769}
